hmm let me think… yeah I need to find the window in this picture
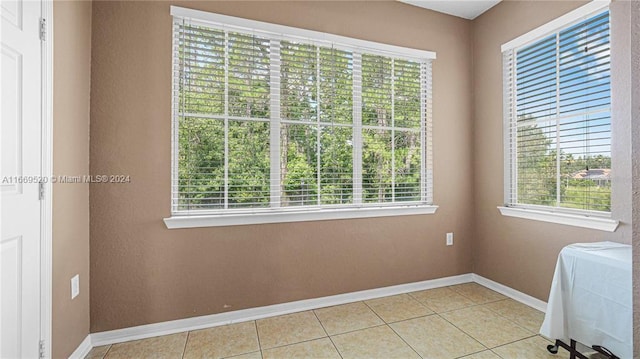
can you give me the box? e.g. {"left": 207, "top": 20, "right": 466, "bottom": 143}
{"left": 167, "top": 7, "right": 436, "bottom": 227}
{"left": 502, "top": 6, "right": 612, "bottom": 219}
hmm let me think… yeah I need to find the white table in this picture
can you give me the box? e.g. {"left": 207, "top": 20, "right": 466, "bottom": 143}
{"left": 540, "top": 241, "right": 632, "bottom": 359}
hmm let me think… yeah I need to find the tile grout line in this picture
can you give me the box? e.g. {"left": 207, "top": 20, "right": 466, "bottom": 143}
{"left": 180, "top": 331, "right": 190, "bottom": 359}
{"left": 314, "top": 300, "right": 389, "bottom": 337}
{"left": 328, "top": 322, "right": 389, "bottom": 337}
{"left": 385, "top": 322, "right": 426, "bottom": 359}
{"left": 453, "top": 348, "right": 496, "bottom": 359}
{"left": 221, "top": 351, "right": 262, "bottom": 359}
{"left": 448, "top": 283, "right": 508, "bottom": 306}
{"left": 469, "top": 299, "right": 541, "bottom": 339}
{"left": 362, "top": 294, "right": 438, "bottom": 325}
{"left": 100, "top": 344, "right": 113, "bottom": 359}
{"left": 96, "top": 344, "right": 113, "bottom": 359}
{"left": 260, "top": 336, "right": 329, "bottom": 352}
{"left": 257, "top": 311, "right": 335, "bottom": 353}
{"left": 252, "top": 320, "right": 263, "bottom": 359}
{"left": 311, "top": 308, "right": 344, "bottom": 359}
{"left": 414, "top": 295, "right": 487, "bottom": 315}
{"left": 383, "top": 283, "right": 500, "bottom": 323}
{"left": 379, "top": 312, "right": 438, "bottom": 327}
{"left": 393, "top": 294, "right": 439, "bottom": 318}
{"left": 360, "top": 300, "right": 386, "bottom": 325}
{"left": 408, "top": 285, "right": 489, "bottom": 314}
{"left": 434, "top": 312, "right": 489, "bottom": 351}
{"left": 405, "top": 293, "right": 436, "bottom": 314}
{"left": 489, "top": 333, "right": 543, "bottom": 350}
{"left": 477, "top": 296, "right": 546, "bottom": 334}
{"left": 360, "top": 300, "right": 424, "bottom": 359}
{"left": 438, "top": 306, "right": 540, "bottom": 351}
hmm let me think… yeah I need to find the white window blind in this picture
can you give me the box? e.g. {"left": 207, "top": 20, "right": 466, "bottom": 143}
{"left": 171, "top": 8, "right": 434, "bottom": 216}
{"left": 503, "top": 9, "right": 611, "bottom": 215}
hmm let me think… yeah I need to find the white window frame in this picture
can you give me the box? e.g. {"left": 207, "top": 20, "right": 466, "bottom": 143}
{"left": 164, "top": 6, "right": 438, "bottom": 229}
{"left": 498, "top": 0, "right": 618, "bottom": 232}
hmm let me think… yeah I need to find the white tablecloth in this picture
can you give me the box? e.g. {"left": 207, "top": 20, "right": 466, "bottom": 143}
{"left": 540, "top": 241, "right": 632, "bottom": 358}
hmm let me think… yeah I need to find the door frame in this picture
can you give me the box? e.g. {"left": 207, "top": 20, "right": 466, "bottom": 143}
{"left": 40, "top": 0, "right": 53, "bottom": 357}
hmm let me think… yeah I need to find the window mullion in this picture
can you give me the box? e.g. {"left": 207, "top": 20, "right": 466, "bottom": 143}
{"left": 511, "top": 54, "right": 518, "bottom": 206}
{"left": 555, "top": 33, "right": 561, "bottom": 207}
{"left": 391, "top": 59, "right": 396, "bottom": 203}
{"left": 504, "top": 50, "right": 518, "bottom": 207}
{"left": 316, "top": 47, "right": 321, "bottom": 206}
{"left": 224, "top": 31, "right": 229, "bottom": 210}
{"left": 421, "top": 60, "right": 433, "bottom": 204}
{"left": 173, "top": 19, "right": 184, "bottom": 213}
{"left": 352, "top": 53, "right": 363, "bottom": 205}
{"left": 270, "top": 39, "right": 281, "bottom": 208}
{"left": 503, "top": 50, "right": 514, "bottom": 206}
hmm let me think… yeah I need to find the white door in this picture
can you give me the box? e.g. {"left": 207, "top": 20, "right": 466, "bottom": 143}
{"left": 1, "top": 0, "right": 43, "bottom": 358}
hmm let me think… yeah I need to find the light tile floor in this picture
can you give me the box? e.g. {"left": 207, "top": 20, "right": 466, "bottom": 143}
{"left": 85, "top": 283, "right": 601, "bottom": 359}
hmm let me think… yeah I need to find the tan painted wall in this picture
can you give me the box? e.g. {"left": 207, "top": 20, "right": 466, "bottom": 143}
{"left": 472, "top": 0, "right": 633, "bottom": 301}
{"left": 89, "top": 1, "right": 473, "bottom": 332}
{"left": 52, "top": 1, "right": 92, "bottom": 357}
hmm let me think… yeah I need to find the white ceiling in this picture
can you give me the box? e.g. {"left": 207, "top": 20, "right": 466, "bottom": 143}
{"left": 399, "top": 0, "right": 502, "bottom": 20}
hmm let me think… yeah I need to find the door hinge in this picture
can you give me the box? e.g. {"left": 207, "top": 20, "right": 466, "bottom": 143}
{"left": 39, "top": 182, "right": 45, "bottom": 200}
{"left": 39, "top": 340, "right": 45, "bottom": 358}
{"left": 39, "top": 18, "right": 46, "bottom": 41}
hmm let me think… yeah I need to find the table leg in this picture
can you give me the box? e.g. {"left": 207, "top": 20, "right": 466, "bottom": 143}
{"left": 547, "top": 339, "right": 588, "bottom": 359}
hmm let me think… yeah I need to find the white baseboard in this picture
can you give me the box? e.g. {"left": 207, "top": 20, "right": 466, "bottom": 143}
{"left": 472, "top": 273, "right": 548, "bottom": 313}
{"left": 79, "top": 273, "right": 548, "bottom": 353}
{"left": 68, "top": 335, "right": 92, "bottom": 359}
{"left": 91, "top": 273, "right": 473, "bottom": 346}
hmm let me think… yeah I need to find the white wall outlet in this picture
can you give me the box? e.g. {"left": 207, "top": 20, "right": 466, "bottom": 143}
{"left": 71, "top": 274, "right": 80, "bottom": 299}
{"left": 446, "top": 232, "right": 454, "bottom": 246}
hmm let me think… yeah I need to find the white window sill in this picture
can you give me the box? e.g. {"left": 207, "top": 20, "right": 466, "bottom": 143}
{"left": 497, "top": 206, "right": 619, "bottom": 232}
{"left": 164, "top": 205, "right": 439, "bottom": 229}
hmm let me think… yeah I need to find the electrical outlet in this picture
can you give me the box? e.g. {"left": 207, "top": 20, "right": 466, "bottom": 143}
{"left": 446, "top": 232, "right": 454, "bottom": 246}
{"left": 71, "top": 274, "right": 79, "bottom": 299}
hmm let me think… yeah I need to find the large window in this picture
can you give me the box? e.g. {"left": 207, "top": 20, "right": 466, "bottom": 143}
{"left": 502, "top": 8, "right": 611, "bottom": 217}
{"left": 169, "top": 8, "right": 435, "bottom": 225}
